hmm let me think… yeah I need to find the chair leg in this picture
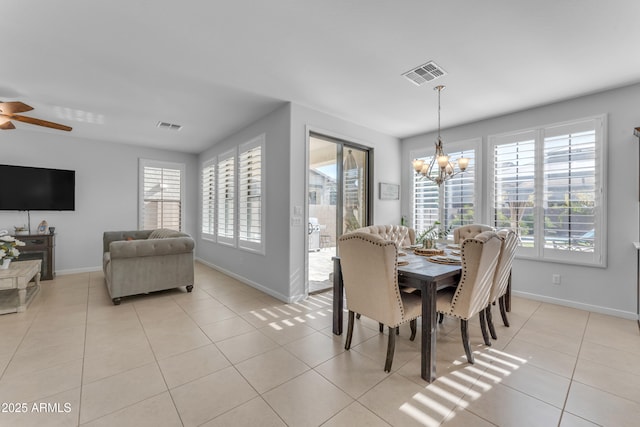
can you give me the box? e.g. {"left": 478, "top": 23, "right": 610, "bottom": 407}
{"left": 396, "top": 327, "right": 400, "bottom": 335}
{"left": 384, "top": 326, "right": 397, "bottom": 372}
{"left": 345, "top": 311, "right": 355, "bottom": 350}
{"left": 438, "top": 312, "right": 444, "bottom": 324}
{"left": 409, "top": 319, "right": 417, "bottom": 341}
{"left": 379, "top": 323, "right": 384, "bottom": 333}
{"left": 499, "top": 295, "right": 510, "bottom": 327}
{"left": 486, "top": 304, "right": 497, "bottom": 340}
{"left": 356, "top": 313, "right": 361, "bottom": 319}
{"left": 479, "top": 310, "right": 492, "bottom": 346}
{"left": 461, "top": 320, "right": 474, "bottom": 364}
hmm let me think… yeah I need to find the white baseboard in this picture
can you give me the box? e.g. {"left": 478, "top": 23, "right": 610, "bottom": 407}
{"left": 56, "top": 266, "right": 102, "bottom": 276}
{"left": 195, "top": 258, "right": 303, "bottom": 303}
{"left": 512, "top": 290, "right": 638, "bottom": 320}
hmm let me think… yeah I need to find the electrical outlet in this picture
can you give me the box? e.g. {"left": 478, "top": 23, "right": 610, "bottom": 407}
{"left": 552, "top": 274, "right": 561, "bottom": 285}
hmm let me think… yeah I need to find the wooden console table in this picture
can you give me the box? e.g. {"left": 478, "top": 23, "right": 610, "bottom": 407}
{"left": 12, "top": 233, "right": 55, "bottom": 280}
{"left": 0, "top": 260, "right": 41, "bottom": 314}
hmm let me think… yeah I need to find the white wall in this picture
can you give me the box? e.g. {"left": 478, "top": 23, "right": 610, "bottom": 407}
{"left": 196, "top": 104, "right": 293, "bottom": 301}
{"left": 0, "top": 131, "right": 198, "bottom": 274}
{"left": 402, "top": 83, "right": 640, "bottom": 319}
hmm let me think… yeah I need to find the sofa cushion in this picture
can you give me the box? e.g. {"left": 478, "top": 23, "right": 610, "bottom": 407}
{"left": 149, "top": 228, "right": 183, "bottom": 239}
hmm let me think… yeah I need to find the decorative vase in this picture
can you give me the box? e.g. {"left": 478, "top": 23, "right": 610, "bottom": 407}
{"left": 0, "top": 259, "right": 11, "bottom": 270}
{"left": 422, "top": 239, "right": 436, "bottom": 249}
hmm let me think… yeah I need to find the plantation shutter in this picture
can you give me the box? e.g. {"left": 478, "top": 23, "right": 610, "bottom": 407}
{"left": 412, "top": 140, "right": 479, "bottom": 239}
{"left": 140, "top": 161, "right": 184, "bottom": 231}
{"left": 443, "top": 148, "right": 476, "bottom": 234}
{"left": 542, "top": 120, "right": 599, "bottom": 256}
{"left": 412, "top": 155, "right": 440, "bottom": 235}
{"left": 239, "top": 140, "right": 263, "bottom": 252}
{"left": 491, "top": 132, "right": 536, "bottom": 250}
{"left": 201, "top": 160, "right": 216, "bottom": 237}
{"left": 217, "top": 151, "right": 235, "bottom": 244}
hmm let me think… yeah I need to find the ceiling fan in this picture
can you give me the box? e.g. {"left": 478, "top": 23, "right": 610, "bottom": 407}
{"left": 0, "top": 101, "right": 72, "bottom": 131}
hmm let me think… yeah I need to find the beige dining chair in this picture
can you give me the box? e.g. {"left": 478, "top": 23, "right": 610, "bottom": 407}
{"left": 353, "top": 224, "right": 416, "bottom": 247}
{"left": 485, "top": 228, "right": 519, "bottom": 340}
{"left": 338, "top": 231, "right": 422, "bottom": 372}
{"left": 453, "top": 224, "right": 494, "bottom": 243}
{"left": 436, "top": 230, "right": 502, "bottom": 364}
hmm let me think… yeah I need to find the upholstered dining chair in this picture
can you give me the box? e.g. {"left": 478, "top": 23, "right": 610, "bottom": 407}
{"left": 352, "top": 224, "right": 417, "bottom": 331}
{"left": 354, "top": 224, "right": 416, "bottom": 247}
{"left": 338, "top": 231, "right": 422, "bottom": 372}
{"left": 436, "top": 231, "right": 502, "bottom": 364}
{"left": 485, "top": 229, "right": 519, "bottom": 340}
{"left": 453, "top": 224, "right": 494, "bottom": 244}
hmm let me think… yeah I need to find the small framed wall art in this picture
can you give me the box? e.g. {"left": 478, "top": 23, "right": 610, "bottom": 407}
{"left": 379, "top": 182, "right": 399, "bottom": 200}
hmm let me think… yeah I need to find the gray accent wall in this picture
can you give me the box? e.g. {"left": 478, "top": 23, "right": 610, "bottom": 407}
{"left": 0, "top": 132, "right": 198, "bottom": 274}
{"left": 402, "top": 83, "right": 640, "bottom": 319}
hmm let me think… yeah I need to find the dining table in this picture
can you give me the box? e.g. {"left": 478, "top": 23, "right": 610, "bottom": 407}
{"left": 332, "top": 248, "right": 462, "bottom": 383}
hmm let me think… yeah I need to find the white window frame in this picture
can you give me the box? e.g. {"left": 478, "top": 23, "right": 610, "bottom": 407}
{"left": 201, "top": 157, "right": 216, "bottom": 241}
{"left": 216, "top": 149, "right": 236, "bottom": 247}
{"left": 410, "top": 138, "right": 482, "bottom": 238}
{"left": 488, "top": 115, "right": 607, "bottom": 267}
{"left": 138, "top": 159, "right": 185, "bottom": 231}
{"left": 238, "top": 135, "right": 265, "bottom": 254}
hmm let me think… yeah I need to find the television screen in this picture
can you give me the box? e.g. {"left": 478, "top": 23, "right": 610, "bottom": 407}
{"left": 0, "top": 164, "right": 75, "bottom": 211}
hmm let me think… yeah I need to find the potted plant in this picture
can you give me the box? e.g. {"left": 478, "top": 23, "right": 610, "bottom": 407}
{"left": 416, "top": 221, "right": 452, "bottom": 249}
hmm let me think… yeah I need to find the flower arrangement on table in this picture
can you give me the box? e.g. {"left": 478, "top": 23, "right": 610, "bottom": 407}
{"left": 0, "top": 231, "right": 25, "bottom": 268}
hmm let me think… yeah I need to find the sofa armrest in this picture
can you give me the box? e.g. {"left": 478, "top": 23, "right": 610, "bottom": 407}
{"left": 103, "top": 230, "right": 154, "bottom": 253}
{"left": 109, "top": 236, "right": 195, "bottom": 259}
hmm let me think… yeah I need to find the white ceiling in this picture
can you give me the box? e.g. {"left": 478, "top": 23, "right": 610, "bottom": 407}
{"left": 3, "top": 1, "right": 640, "bottom": 153}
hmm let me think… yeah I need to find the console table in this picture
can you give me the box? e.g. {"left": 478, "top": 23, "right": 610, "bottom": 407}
{"left": 12, "top": 233, "right": 55, "bottom": 280}
{"left": 0, "top": 260, "right": 41, "bottom": 314}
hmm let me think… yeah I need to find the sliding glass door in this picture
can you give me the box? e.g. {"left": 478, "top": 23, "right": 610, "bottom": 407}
{"left": 307, "top": 133, "right": 371, "bottom": 293}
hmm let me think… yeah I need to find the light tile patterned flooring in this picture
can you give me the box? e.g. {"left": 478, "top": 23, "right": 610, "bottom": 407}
{"left": 0, "top": 262, "right": 639, "bottom": 426}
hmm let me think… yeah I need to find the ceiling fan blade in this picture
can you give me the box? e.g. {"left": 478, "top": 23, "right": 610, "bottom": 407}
{"left": 0, "top": 101, "right": 34, "bottom": 115}
{"left": 10, "top": 114, "right": 72, "bottom": 131}
{"left": 0, "top": 120, "right": 16, "bottom": 130}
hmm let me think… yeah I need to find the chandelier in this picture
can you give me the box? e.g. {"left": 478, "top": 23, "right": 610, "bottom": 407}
{"left": 412, "top": 85, "right": 469, "bottom": 186}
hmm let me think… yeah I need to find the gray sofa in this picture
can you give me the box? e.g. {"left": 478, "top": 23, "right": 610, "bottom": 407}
{"left": 103, "top": 229, "right": 195, "bottom": 305}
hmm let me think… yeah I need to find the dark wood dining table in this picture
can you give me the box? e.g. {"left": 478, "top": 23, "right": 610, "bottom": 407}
{"left": 332, "top": 251, "right": 462, "bottom": 383}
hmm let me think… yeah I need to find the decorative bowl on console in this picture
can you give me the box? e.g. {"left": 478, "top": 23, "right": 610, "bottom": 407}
{"left": 14, "top": 226, "right": 29, "bottom": 236}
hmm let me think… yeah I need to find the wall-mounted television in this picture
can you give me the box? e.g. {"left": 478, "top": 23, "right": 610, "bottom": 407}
{"left": 0, "top": 164, "right": 75, "bottom": 211}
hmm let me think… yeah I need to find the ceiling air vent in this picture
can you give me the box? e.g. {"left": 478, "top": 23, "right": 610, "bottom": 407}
{"left": 157, "top": 121, "right": 183, "bottom": 131}
{"left": 402, "top": 61, "right": 447, "bottom": 86}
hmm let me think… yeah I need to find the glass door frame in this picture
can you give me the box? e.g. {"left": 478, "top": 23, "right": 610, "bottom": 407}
{"left": 305, "top": 129, "right": 374, "bottom": 294}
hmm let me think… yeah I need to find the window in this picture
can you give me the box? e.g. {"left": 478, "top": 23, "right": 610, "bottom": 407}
{"left": 489, "top": 116, "right": 606, "bottom": 266}
{"left": 201, "top": 159, "right": 216, "bottom": 238}
{"left": 217, "top": 150, "right": 235, "bottom": 245}
{"left": 238, "top": 136, "right": 264, "bottom": 252}
{"left": 412, "top": 139, "right": 480, "bottom": 238}
{"left": 139, "top": 159, "right": 185, "bottom": 231}
{"left": 201, "top": 135, "right": 266, "bottom": 252}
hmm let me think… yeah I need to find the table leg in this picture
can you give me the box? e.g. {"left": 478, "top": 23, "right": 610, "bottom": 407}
{"left": 421, "top": 281, "right": 437, "bottom": 382}
{"left": 332, "top": 257, "right": 343, "bottom": 335}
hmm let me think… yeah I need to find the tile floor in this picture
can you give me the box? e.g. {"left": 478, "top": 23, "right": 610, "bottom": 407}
{"left": 0, "top": 262, "right": 639, "bottom": 426}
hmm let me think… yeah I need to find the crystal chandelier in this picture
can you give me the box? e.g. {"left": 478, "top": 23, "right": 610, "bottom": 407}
{"left": 412, "top": 85, "right": 469, "bottom": 186}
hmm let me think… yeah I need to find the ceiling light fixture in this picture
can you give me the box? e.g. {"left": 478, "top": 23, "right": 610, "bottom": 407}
{"left": 412, "top": 85, "right": 468, "bottom": 186}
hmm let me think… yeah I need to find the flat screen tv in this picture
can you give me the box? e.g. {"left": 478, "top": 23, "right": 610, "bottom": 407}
{"left": 0, "top": 164, "right": 75, "bottom": 211}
